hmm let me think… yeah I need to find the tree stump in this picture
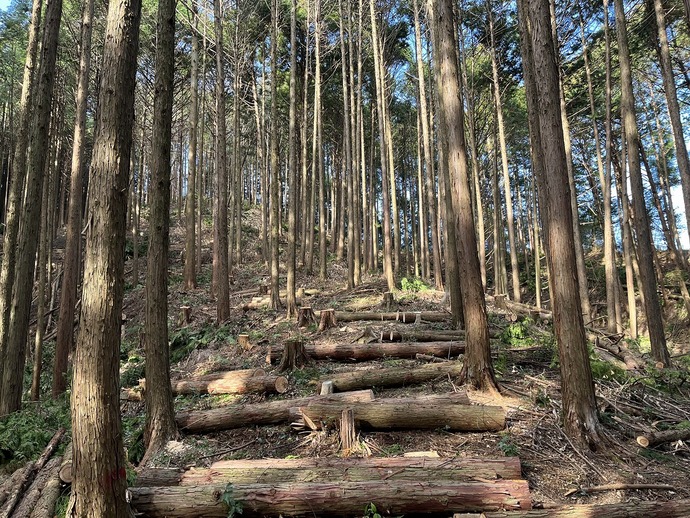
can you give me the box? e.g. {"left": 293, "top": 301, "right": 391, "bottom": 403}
{"left": 297, "top": 306, "right": 316, "bottom": 328}
{"left": 382, "top": 291, "right": 395, "bottom": 311}
{"left": 320, "top": 381, "right": 334, "bottom": 395}
{"left": 179, "top": 306, "right": 192, "bottom": 326}
{"left": 494, "top": 294, "right": 507, "bottom": 310}
{"left": 318, "top": 309, "right": 337, "bottom": 332}
{"left": 237, "top": 334, "right": 251, "bottom": 351}
{"left": 278, "top": 338, "right": 311, "bottom": 372}
{"left": 340, "top": 408, "right": 356, "bottom": 456}
{"left": 258, "top": 285, "right": 268, "bottom": 295}
{"left": 296, "top": 287, "right": 305, "bottom": 299}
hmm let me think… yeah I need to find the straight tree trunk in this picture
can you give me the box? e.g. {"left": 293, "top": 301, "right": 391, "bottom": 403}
{"left": 429, "top": 0, "right": 496, "bottom": 391}
{"left": 613, "top": 0, "right": 670, "bottom": 366}
{"left": 269, "top": 0, "right": 281, "bottom": 308}
{"left": 517, "top": 0, "right": 602, "bottom": 449}
{"left": 70, "top": 0, "right": 141, "bottom": 511}
{"left": 184, "top": 3, "right": 199, "bottom": 290}
{"left": 213, "top": 0, "right": 230, "bottom": 321}
{"left": 143, "top": 0, "right": 178, "bottom": 463}
{"left": 340, "top": 0, "right": 354, "bottom": 289}
{"left": 53, "top": 0, "right": 94, "bottom": 397}
{"left": 285, "top": 0, "right": 298, "bottom": 318}
{"left": 0, "top": 0, "right": 63, "bottom": 415}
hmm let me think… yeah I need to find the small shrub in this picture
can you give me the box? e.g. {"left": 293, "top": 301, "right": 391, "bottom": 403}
{"left": 400, "top": 277, "right": 429, "bottom": 293}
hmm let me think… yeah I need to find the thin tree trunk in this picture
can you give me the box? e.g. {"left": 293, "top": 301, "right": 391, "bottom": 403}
{"left": 184, "top": 3, "right": 199, "bottom": 290}
{"left": 269, "top": 0, "right": 281, "bottom": 308}
{"left": 286, "top": 0, "right": 298, "bottom": 318}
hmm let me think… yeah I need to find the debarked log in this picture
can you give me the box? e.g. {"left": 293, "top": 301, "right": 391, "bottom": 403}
{"left": 267, "top": 341, "right": 465, "bottom": 363}
{"left": 129, "top": 479, "right": 531, "bottom": 517}
{"left": 175, "top": 390, "right": 375, "bottom": 433}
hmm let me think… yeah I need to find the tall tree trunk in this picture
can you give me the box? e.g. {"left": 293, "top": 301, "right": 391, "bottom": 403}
{"left": 0, "top": 0, "right": 42, "bottom": 396}
{"left": 339, "top": 0, "right": 354, "bottom": 289}
{"left": 429, "top": 0, "right": 495, "bottom": 391}
{"left": 143, "top": 0, "right": 178, "bottom": 462}
{"left": 213, "top": 0, "right": 230, "bottom": 321}
{"left": 70, "top": 0, "right": 141, "bottom": 511}
{"left": 286, "top": 0, "right": 298, "bottom": 318}
{"left": 518, "top": 0, "right": 602, "bottom": 449}
{"left": 184, "top": 3, "right": 199, "bottom": 290}
{"left": 613, "top": 0, "right": 670, "bottom": 366}
{"left": 269, "top": 0, "right": 281, "bottom": 308}
{"left": 53, "top": 0, "right": 94, "bottom": 397}
{"left": 0, "top": 0, "right": 63, "bottom": 415}
{"left": 487, "top": 0, "right": 520, "bottom": 302}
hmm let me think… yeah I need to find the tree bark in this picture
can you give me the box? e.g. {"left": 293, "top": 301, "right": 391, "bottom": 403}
{"left": 452, "top": 500, "right": 690, "bottom": 518}
{"left": 285, "top": 0, "right": 298, "bottom": 317}
{"left": 70, "top": 0, "right": 141, "bottom": 511}
{"left": 269, "top": 0, "right": 281, "bottom": 308}
{"left": 314, "top": 310, "right": 450, "bottom": 323}
{"left": 184, "top": 3, "right": 199, "bottom": 290}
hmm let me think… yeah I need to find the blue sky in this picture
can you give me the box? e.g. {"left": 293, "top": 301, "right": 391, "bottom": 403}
{"left": 0, "top": 0, "right": 11, "bottom": 11}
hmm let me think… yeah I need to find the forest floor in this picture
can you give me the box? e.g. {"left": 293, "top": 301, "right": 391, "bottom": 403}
{"left": 6, "top": 206, "right": 690, "bottom": 516}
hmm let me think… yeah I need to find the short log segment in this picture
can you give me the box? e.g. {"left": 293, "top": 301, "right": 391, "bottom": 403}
{"left": 267, "top": 341, "right": 465, "bottom": 364}
{"left": 293, "top": 398, "right": 505, "bottom": 432}
{"left": 452, "top": 498, "right": 690, "bottom": 517}
{"left": 318, "top": 361, "right": 465, "bottom": 392}
{"left": 174, "top": 374, "right": 287, "bottom": 396}
{"left": 340, "top": 409, "right": 356, "bottom": 454}
{"left": 135, "top": 468, "right": 185, "bottom": 487}
{"left": 177, "top": 457, "right": 523, "bottom": 485}
{"left": 636, "top": 428, "right": 690, "bottom": 448}
{"left": 130, "top": 479, "right": 531, "bottom": 517}
{"left": 175, "top": 390, "right": 375, "bottom": 433}
{"left": 314, "top": 310, "right": 450, "bottom": 323}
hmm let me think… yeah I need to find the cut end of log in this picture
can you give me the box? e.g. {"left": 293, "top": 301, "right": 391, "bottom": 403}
{"left": 320, "top": 380, "right": 334, "bottom": 395}
{"left": 275, "top": 376, "right": 289, "bottom": 393}
{"left": 636, "top": 436, "right": 650, "bottom": 448}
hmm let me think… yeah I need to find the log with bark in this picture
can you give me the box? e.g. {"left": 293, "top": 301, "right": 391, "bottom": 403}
{"left": 175, "top": 390, "right": 375, "bottom": 433}
{"left": 267, "top": 341, "right": 466, "bottom": 363}
{"left": 28, "top": 464, "right": 63, "bottom": 518}
{"left": 317, "top": 361, "right": 465, "bottom": 392}
{"left": 137, "top": 369, "right": 287, "bottom": 397}
{"left": 292, "top": 398, "right": 505, "bottom": 432}
{"left": 452, "top": 498, "right": 690, "bottom": 517}
{"left": 339, "top": 408, "right": 356, "bottom": 454}
{"left": 135, "top": 467, "right": 185, "bottom": 487}
{"left": 381, "top": 329, "right": 501, "bottom": 341}
{"left": 278, "top": 338, "right": 311, "bottom": 372}
{"left": 314, "top": 310, "right": 450, "bottom": 323}
{"left": 129, "top": 479, "right": 531, "bottom": 516}
{"left": 177, "top": 456, "right": 523, "bottom": 486}
{"left": 10, "top": 456, "right": 61, "bottom": 518}
{"left": 636, "top": 428, "right": 690, "bottom": 448}
{"left": 317, "top": 308, "right": 336, "bottom": 332}
{"left": 0, "top": 466, "right": 27, "bottom": 508}
{"left": 297, "top": 307, "right": 316, "bottom": 327}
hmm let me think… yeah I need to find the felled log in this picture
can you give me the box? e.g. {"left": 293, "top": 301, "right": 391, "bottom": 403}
{"left": 318, "top": 361, "right": 465, "bottom": 392}
{"left": 0, "top": 466, "right": 27, "bottom": 508}
{"left": 267, "top": 341, "right": 466, "bottom": 363}
{"left": 0, "top": 427, "right": 64, "bottom": 518}
{"left": 636, "top": 428, "right": 690, "bottom": 448}
{"left": 489, "top": 296, "right": 552, "bottom": 321}
{"left": 130, "top": 479, "right": 531, "bottom": 517}
{"left": 135, "top": 468, "right": 185, "bottom": 487}
{"left": 292, "top": 398, "right": 505, "bottom": 432}
{"left": 314, "top": 310, "right": 450, "bottom": 323}
{"left": 11, "top": 457, "right": 61, "bottom": 518}
{"left": 175, "top": 390, "right": 375, "bottom": 433}
{"left": 58, "top": 444, "right": 72, "bottom": 484}
{"left": 173, "top": 374, "right": 288, "bottom": 396}
{"left": 28, "top": 464, "right": 62, "bottom": 518}
{"left": 595, "top": 337, "right": 643, "bottom": 371}
{"left": 452, "top": 498, "right": 690, "bottom": 517}
{"left": 177, "top": 456, "right": 523, "bottom": 486}
{"left": 318, "top": 308, "right": 336, "bottom": 332}
{"left": 381, "top": 329, "right": 498, "bottom": 342}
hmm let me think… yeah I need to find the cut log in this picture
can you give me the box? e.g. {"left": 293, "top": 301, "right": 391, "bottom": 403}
{"left": 381, "top": 329, "right": 502, "bottom": 341}
{"left": 595, "top": 337, "right": 643, "bottom": 371}
{"left": 28, "top": 464, "right": 62, "bottom": 518}
{"left": 11, "top": 456, "right": 61, "bottom": 518}
{"left": 267, "top": 341, "right": 466, "bottom": 363}
{"left": 0, "top": 466, "right": 27, "bottom": 508}
{"left": 175, "top": 390, "right": 375, "bottom": 433}
{"left": 636, "top": 428, "right": 690, "bottom": 448}
{"left": 416, "top": 353, "right": 448, "bottom": 363}
{"left": 237, "top": 334, "right": 251, "bottom": 350}
{"left": 174, "top": 374, "right": 288, "bottom": 396}
{"left": 58, "top": 444, "right": 72, "bottom": 484}
{"left": 297, "top": 306, "right": 316, "bottom": 328}
{"left": 318, "top": 308, "right": 337, "bottom": 332}
{"left": 278, "top": 338, "right": 311, "bottom": 372}
{"left": 317, "top": 361, "right": 465, "bottom": 392}
{"left": 340, "top": 409, "right": 356, "bottom": 454}
{"left": 135, "top": 467, "right": 185, "bottom": 487}
{"left": 452, "top": 498, "right": 690, "bottom": 517}
{"left": 176, "top": 456, "right": 523, "bottom": 486}
{"left": 293, "top": 398, "right": 505, "bottom": 432}
{"left": 314, "top": 310, "right": 450, "bottom": 323}
{"left": 0, "top": 427, "right": 64, "bottom": 518}
{"left": 130, "top": 479, "right": 531, "bottom": 517}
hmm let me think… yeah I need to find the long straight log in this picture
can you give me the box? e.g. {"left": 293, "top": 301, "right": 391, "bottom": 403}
{"left": 175, "top": 390, "right": 375, "bottom": 433}
{"left": 173, "top": 375, "right": 288, "bottom": 395}
{"left": 314, "top": 310, "right": 450, "bottom": 323}
{"left": 130, "top": 479, "right": 531, "bottom": 517}
{"left": 28, "top": 466, "right": 62, "bottom": 518}
{"left": 381, "top": 329, "right": 500, "bottom": 341}
{"left": 267, "top": 341, "right": 465, "bottom": 363}
{"left": 135, "top": 467, "right": 185, "bottom": 487}
{"left": 177, "top": 456, "right": 522, "bottom": 485}
{"left": 11, "top": 457, "right": 61, "bottom": 518}
{"left": 452, "top": 498, "right": 690, "bottom": 517}
{"left": 318, "top": 361, "right": 465, "bottom": 392}
{"left": 293, "top": 399, "right": 505, "bottom": 432}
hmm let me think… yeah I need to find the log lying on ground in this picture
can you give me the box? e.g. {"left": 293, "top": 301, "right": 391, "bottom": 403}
{"left": 175, "top": 390, "right": 374, "bottom": 433}
{"left": 135, "top": 468, "right": 185, "bottom": 487}
{"left": 130, "top": 479, "right": 531, "bottom": 517}
{"left": 314, "top": 310, "right": 450, "bottom": 323}
{"left": 318, "top": 361, "right": 465, "bottom": 392}
{"left": 28, "top": 463, "right": 63, "bottom": 518}
{"left": 452, "top": 498, "right": 690, "bottom": 518}
{"left": 381, "top": 329, "right": 500, "bottom": 341}
{"left": 0, "top": 466, "right": 27, "bottom": 508}
{"left": 595, "top": 338, "right": 643, "bottom": 371}
{"left": 178, "top": 456, "right": 522, "bottom": 486}
{"left": 11, "top": 457, "right": 61, "bottom": 518}
{"left": 488, "top": 295, "right": 552, "bottom": 321}
{"left": 292, "top": 398, "right": 505, "bottom": 432}
{"left": 267, "top": 341, "right": 466, "bottom": 363}
{"left": 636, "top": 428, "right": 690, "bottom": 448}
{"left": 173, "top": 374, "right": 287, "bottom": 395}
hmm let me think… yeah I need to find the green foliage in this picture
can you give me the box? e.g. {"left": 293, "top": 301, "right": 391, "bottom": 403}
{"left": 124, "top": 234, "right": 148, "bottom": 259}
{"left": 120, "top": 356, "right": 145, "bottom": 388}
{"left": 498, "top": 433, "right": 519, "bottom": 456}
{"left": 500, "top": 320, "right": 534, "bottom": 348}
{"left": 0, "top": 398, "right": 70, "bottom": 466}
{"left": 400, "top": 276, "right": 428, "bottom": 293}
{"left": 588, "top": 347, "right": 628, "bottom": 383}
{"left": 363, "top": 503, "right": 382, "bottom": 518}
{"left": 221, "top": 483, "right": 244, "bottom": 518}
{"left": 122, "top": 415, "right": 145, "bottom": 464}
{"left": 381, "top": 443, "right": 402, "bottom": 456}
{"left": 169, "top": 324, "right": 232, "bottom": 364}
